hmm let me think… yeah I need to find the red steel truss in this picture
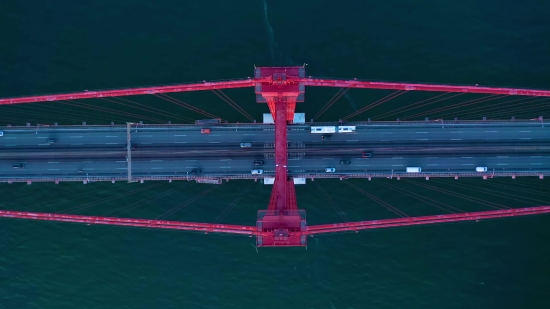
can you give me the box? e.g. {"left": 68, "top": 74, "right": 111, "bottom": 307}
{"left": 2, "top": 74, "right": 550, "bottom": 106}
{"left": 2, "top": 66, "right": 550, "bottom": 247}
{"left": 1, "top": 206, "right": 549, "bottom": 239}
{"left": 255, "top": 67, "right": 306, "bottom": 247}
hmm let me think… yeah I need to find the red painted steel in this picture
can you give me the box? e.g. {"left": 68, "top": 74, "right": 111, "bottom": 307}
{"left": 0, "top": 79, "right": 259, "bottom": 105}
{"left": 299, "top": 78, "right": 550, "bottom": 97}
{"left": 2, "top": 74, "right": 550, "bottom": 106}
{"left": 1, "top": 206, "right": 549, "bottom": 239}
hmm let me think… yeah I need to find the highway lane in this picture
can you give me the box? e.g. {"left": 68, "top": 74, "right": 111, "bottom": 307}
{"left": 1, "top": 124, "right": 549, "bottom": 148}
{"left": 2, "top": 142, "right": 550, "bottom": 161}
{"left": 2, "top": 156, "right": 550, "bottom": 177}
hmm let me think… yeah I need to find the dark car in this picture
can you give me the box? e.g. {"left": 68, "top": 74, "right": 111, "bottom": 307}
{"left": 362, "top": 152, "right": 372, "bottom": 158}
{"left": 340, "top": 160, "right": 351, "bottom": 165}
{"left": 321, "top": 134, "right": 332, "bottom": 140}
{"left": 254, "top": 160, "right": 265, "bottom": 166}
{"left": 12, "top": 163, "right": 25, "bottom": 169}
{"left": 191, "top": 168, "right": 203, "bottom": 175}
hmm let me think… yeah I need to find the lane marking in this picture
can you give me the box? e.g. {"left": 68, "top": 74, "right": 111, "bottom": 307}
{"left": 416, "top": 132, "right": 428, "bottom": 133}
{"left": 416, "top": 139, "right": 429, "bottom": 141}
{"left": 243, "top": 134, "right": 256, "bottom": 136}
{"left": 175, "top": 142, "right": 187, "bottom": 144}
{"left": 151, "top": 167, "right": 163, "bottom": 169}
{"left": 485, "top": 131, "right": 498, "bottom": 133}
{"left": 141, "top": 135, "right": 153, "bottom": 137}
{"left": 105, "top": 143, "right": 118, "bottom": 145}
{"left": 530, "top": 163, "right": 543, "bottom": 165}
{"left": 322, "top": 158, "right": 334, "bottom": 160}
{"left": 48, "top": 162, "right": 60, "bottom": 164}
{"left": 48, "top": 169, "right": 59, "bottom": 171}
{"left": 358, "top": 164, "right": 370, "bottom": 166}
{"left": 219, "top": 166, "right": 232, "bottom": 168}
{"left": 186, "top": 160, "right": 197, "bottom": 162}
{"left": 83, "top": 168, "right": 95, "bottom": 170}
{"left": 461, "top": 157, "right": 473, "bottom": 158}
{"left": 392, "top": 157, "right": 403, "bottom": 159}
{"left": 450, "top": 131, "right": 463, "bottom": 133}
{"left": 519, "top": 131, "right": 531, "bottom": 133}
{"left": 451, "top": 139, "right": 462, "bottom": 141}
{"left": 497, "top": 163, "right": 508, "bottom": 165}
{"left": 531, "top": 156, "right": 543, "bottom": 158}
{"left": 141, "top": 142, "right": 152, "bottom": 144}
{"left": 462, "top": 164, "right": 474, "bottom": 165}
{"left": 391, "top": 164, "right": 403, "bottom": 167}
{"left": 209, "top": 142, "right": 221, "bottom": 143}
{"left": 496, "top": 156, "right": 509, "bottom": 158}
{"left": 4, "top": 137, "right": 16, "bottom": 139}
{"left": 174, "top": 135, "right": 187, "bottom": 137}
{"left": 185, "top": 166, "right": 196, "bottom": 168}
{"left": 70, "top": 136, "right": 83, "bottom": 138}
{"left": 288, "top": 166, "right": 299, "bottom": 167}
{"left": 380, "top": 132, "right": 393, "bottom": 134}
{"left": 71, "top": 143, "right": 83, "bottom": 145}
{"left": 37, "top": 137, "right": 47, "bottom": 139}
{"left": 220, "top": 159, "right": 232, "bottom": 161}
{"left": 37, "top": 144, "right": 49, "bottom": 145}
{"left": 116, "top": 168, "right": 128, "bottom": 170}
{"left": 151, "top": 160, "right": 163, "bottom": 162}
{"left": 105, "top": 136, "right": 118, "bottom": 138}
{"left": 519, "top": 138, "right": 531, "bottom": 140}
{"left": 346, "top": 140, "right": 359, "bottom": 142}
{"left": 116, "top": 161, "right": 127, "bottom": 163}
{"left": 427, "top": 164, "right": 439, "bottom": 166}
{"left": 4, "top": 145, "right": 16, "bottom": 146}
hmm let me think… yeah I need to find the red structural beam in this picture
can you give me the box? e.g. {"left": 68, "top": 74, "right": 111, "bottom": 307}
{"left": 0, "top": 79, "right": 259, "bottom": 105}
{"left": 3, "top": 76, "right": 550, "bottom": 106}
{"left": 300, "top": 78, "right": 550, "bottom": 97}
{"left": 1, "top": 206, "right": 549, "bottom": 238}
{"left": 306, "top": 206, "right": 550, "bottom": 235}
{"left": 0, "top": 210, "right": 257, "bottom": 235}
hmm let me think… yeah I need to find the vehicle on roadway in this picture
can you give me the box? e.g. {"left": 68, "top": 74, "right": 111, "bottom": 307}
{"left": 200, "top": 128, "right": 211, "bottom": 134}
{"left": 362, "top": 152, "right": 372, "bottom": 158}
{"left": 311, "top": 126, "right": 336, "bottom": 134}
{"left": 0, "top": 131, "right": 3, "bottom": 137}
{"left": 340, "top": 160, "right": 351, "bottom": 165}
{"left": 476, "top": 166, "right": 488, "bottom": 172}
{"left": 12, "top": 163, "right": 25, "bottom": 169}
{"left": 191, "top": 168, "right": 203, "bottom": 175}
{"left": 47, "top": 138, "right": 57, "bottom": 144}
{"left": 325, "top": 167, "right": 336, "bottom": 172}
{"left": 321, "top": 134, "right": 332, "bottom": 140}
{"left": 337, "top": 126, "right": 356, "bottom": 133}
{"left": 254, "top": 160, "right": 265, "bottom": 166}
{"left": 406, "top": 167, "right": 421, "bottom": 173}
{"left": 251, "top": 169, "right": 263, "bottom": 175}
{"left": 240, "top": 142, "right": 252, "bottom": 148}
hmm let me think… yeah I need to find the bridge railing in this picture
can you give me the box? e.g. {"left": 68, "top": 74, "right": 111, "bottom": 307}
{"left": 1, "top": 119, "right": 546, "bottom": 130}
{"left": 1, "top": 171, "right": 547, "bottom": 183}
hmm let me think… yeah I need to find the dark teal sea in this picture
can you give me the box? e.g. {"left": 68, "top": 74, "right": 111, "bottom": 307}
{"left": 1, "top": 1, "right": 550, "bottom": 308}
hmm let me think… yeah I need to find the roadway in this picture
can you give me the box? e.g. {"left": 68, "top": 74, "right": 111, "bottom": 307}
{"left": 0, "top": 123, "right": 549, "bottom": 179}
{"left": 1, "top": 123, "right": 549, "bottom": 148}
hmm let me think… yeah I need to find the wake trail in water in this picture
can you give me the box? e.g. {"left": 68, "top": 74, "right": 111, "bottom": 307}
{"left": 262, "top": 0, "right": 277, "bottom": 63}
{"left": 260, "top": 0, "right": 357, "bottom": 111}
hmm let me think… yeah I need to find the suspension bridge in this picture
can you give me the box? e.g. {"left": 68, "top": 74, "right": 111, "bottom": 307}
{"left": 1, "top": 66, "right": 549, "bottom": 247}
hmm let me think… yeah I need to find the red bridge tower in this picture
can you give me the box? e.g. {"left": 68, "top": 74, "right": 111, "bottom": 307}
{"left": 254, "top": 66, "right": 307, "bottom": 247}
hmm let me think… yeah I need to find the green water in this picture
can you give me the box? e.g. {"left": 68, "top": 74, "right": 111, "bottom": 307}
{"left": 1, "top": 1, "right": 550, "bottom": 308}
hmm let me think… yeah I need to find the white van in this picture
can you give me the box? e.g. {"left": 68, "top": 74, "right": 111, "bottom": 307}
{"left": 325, "top": 167, "right": 336, "bottom": 173}
{"left": 406, "top": 167, "right": 421, "bottom": 173}
{"left": 476, "top": 166, "right": 487, "bottom": 172}
{"left": 251, "top": 169, "right": 263, "bottom": 175}
{"left": 240, "top": 143, "right": 252, "bottom": 148}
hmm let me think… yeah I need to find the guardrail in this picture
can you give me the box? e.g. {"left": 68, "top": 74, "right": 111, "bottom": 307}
{"left": 0, "top": 171, "right": 547, "bottom": 183}
{"left": 1, "top": 119, "right": 546, "bottom": 131}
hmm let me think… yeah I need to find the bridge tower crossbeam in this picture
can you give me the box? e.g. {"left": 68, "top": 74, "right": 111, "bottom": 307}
{"left": 254, "top": 66, "right": 307, "bottom": 247}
